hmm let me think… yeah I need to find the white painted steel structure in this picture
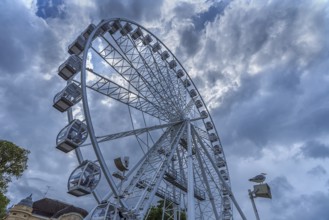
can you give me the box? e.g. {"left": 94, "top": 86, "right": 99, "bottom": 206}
{"left": 53, "top": 18, "right": 246, "bottom": 220}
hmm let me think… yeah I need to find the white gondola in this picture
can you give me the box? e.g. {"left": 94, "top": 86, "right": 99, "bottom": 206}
{"left": 194, "top": 187, "right": 206, "bottom": 201}
{"left": 98, "top": 22, "right": 112, "bottom": 36}
{"left": 195, "top": 100, "right": 203, "bottom": 108}
{"left": 131, "top": 27, "right": 143, "bottom": 40}
{"left": 157, "top": 146, "right": 166, "bottom": 155}
{"left": 68, "top": 35, "right": 86, "bottom": 56}
{"left": 114, "top": 157, "right": 129, "bottom": 171}
{"left": 68, "top": 160, "right": 101, "bottom": 197}
{"left": 213, "top": 144, "right": 222, "bottom": 155}
{"left": 53, "top": 82, "right": 82, "bottom": 112}
{"left": 222, "top": 186, "right": 229, "bottom": 196}
{"left": 169, "top": 60, "right": 177, "bottom": 69}
{"left": 205, "top": 121, "right": 213, "bottom": 131}
{"left": 152, "top": 42, "right": 161, "bottom": 52}
{"left": 82, "top": 24, "right": 96, "bottom": 40}
{"left": 161, "top": 51, "right": 170, "bottom": 60}
{"left": 189, "top": 89, "right": 197, "bottom": 98}
{"left": 91, "top": 202, "right": 122, "bottom": 220}
{"left": 142, "top": 34, "right": 153, "bottom": 45}
{"left": 209, "top": 133, "right": 218, "bottom": 142}
{"left": 183, "top": 79, "right": 191, "bottom": 87}
{"left": 58, "top": 55, "right": 82, "bottom": 80}
{"left": 109, "top": 20, "right": 122, "bottom": 35}
{"left": 179, "top": 138, "right": 196, "bottom": 155}
{"left": 56, "top": 119, "right": 88, "bottom": 153}
{"left": 223, "top": 196, "right": 231, "bottom": 210}
{"left": 120, "top": 23, "right": 133, "bottom": 36}
{"left": 216, "top": 156, "right": 226, "bottom": 168}
{"left": 220, "top": 170, "right": 229, "bottom": 181}
{"left": 223, "top": 210, "right": 232, "bottom": 220}
{"left": 200, "top": 110, "right": 208, "bottom": 118}
{"left": 112, "top": 171, "right": 126, "bottom": 181}
{"left": 176, "top": 69, "right": 184, "bottom": 78}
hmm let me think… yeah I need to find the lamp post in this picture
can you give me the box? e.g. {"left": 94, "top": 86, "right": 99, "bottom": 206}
{"left": 248, "top": 189, "right": 261, "bottom": 220}
{"left": 248, "top": 174, "right": 272, "bottom": 220}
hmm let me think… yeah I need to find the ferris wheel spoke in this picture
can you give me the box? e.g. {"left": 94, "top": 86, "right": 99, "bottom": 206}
{"left": 192, "top": 132, "right": 220, "bottom": 219}
{"left": 176, "top": 99, "right": 196, "bottom": 121}
{"left": 124, "top": 86, "right": 157, "bottom": 156}
{"left": 132, "top": 39, "right": 185, "bottom": 112}
{"left": 110, "top": 34, "right": 184, "bottom": 114}
{"left": 192, "top": 126, "right": 232, "bottom": 213}
{"left": 147, "top": 47, "right": 186, "bottom": 111}
{"left": 133, "top": 39, "right": 185, "bottom": 111}
{"left": 96, "top": 120, "right": 183, "bottom": 143}
{"left": 94, "top": 36, "right": 180, "bottom": 118}
{"left": 191, "top": 128, "right": 224, "bottom": 209}
{"left": 193, "top": 126, "right": 211, "bottom": 141}
{"left": 79, "top": 69, "right": 174, "bottom": 120}
{"left": 79, "top": 116, "right": 205, "bottom": 148}
{"left": 191, "top": 126, "right": 248, "bottom": 220}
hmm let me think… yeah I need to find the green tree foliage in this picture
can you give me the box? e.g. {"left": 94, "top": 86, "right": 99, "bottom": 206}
{"left": 145, "top": 200, "right": 186, "bottom": 220}
{"left": 0, "top": 193, "right": 9, "bottom": 219}
{"left": 0, "top": 140, "right": 30, "bottom": 217}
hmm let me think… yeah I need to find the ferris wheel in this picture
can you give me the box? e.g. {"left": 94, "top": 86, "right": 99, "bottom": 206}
{"left": 53, "top": 18, "right": 246, "bottom": 220}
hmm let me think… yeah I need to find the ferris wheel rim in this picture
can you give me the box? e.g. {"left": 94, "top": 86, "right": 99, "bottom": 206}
{"left": 80, "top": 19, "right": 130, "bottom": 210}
{"left": 76, "top": 18, "right": 232, "bottom": 218}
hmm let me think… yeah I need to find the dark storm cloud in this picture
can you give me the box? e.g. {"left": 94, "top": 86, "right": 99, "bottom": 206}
{"left": 36, "top": 0, "right": 66, "bottom": 19}
{"left": 0, "top": 2, "right": 36, "bottom": 74}
{"left": 192, "top": 0, "right": 230, "bottom": 31}
{"left": 178, "top": 25, "right": 201, "bottom": 56}
{"left": 173, "top": 1, "right": 231, "bottom": 58}
{"left": 301, "top": 141, "right": 329, "bottom": 159}
{"left": 0, "top": 2, "right": 62, "bottom": 75}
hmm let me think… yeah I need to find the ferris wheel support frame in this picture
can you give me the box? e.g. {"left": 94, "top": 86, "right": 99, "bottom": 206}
{"left": 192, "top": 126, "right": 247, "bottom": 220}
{"left": 193, "top": 137, "right": 220, "bottom": 219}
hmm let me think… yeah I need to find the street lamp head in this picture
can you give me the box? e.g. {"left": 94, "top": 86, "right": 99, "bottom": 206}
{"left": 253, "top": 183, "right": 272, "bottom": 199}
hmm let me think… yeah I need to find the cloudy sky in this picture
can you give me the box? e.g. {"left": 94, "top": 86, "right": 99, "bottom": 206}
{"left": 1, "top": 0, "right": 329, "bottom": 219}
